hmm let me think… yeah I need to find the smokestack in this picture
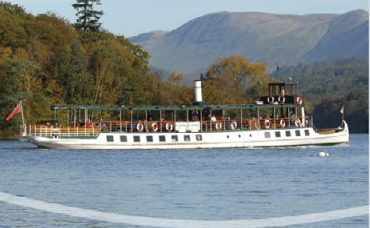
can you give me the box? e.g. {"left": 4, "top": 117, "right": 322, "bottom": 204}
{"left": 194, "top": 80, "right": 202, "bottom": 103}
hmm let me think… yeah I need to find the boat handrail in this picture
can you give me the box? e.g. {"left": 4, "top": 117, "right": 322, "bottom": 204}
{"left": 24, "top": 116, "right": 309, "bottom": 137}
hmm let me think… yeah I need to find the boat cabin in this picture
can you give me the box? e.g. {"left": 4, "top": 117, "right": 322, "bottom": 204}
{"left": 260, "top": 82, "right": 303, "bottom": 106}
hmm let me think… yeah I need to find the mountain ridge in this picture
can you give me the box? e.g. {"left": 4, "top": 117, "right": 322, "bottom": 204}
{"left": 131, "top": 10, "right": 369, "bottom": 77}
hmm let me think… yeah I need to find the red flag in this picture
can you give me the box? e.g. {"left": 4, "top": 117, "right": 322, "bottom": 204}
{"left": 6, "top": 104, "right": 21, "bottom": 121}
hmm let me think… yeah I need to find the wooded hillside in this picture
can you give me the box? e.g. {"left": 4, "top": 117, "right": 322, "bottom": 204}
{"left": 0, "top": 3, "right": 187, "bottom": 137}
{"left": 271, "top": 58, "right": 368, "bottom": 133}
{"left": 0, "top": 2, "right": 367, "bottom": 137}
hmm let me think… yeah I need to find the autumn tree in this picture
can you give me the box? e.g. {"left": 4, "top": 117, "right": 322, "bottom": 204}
{"left": 72, "top": 0, "right": 103, "bottom": 32}
{"left": 203, "top": 56, "right": 274, "bottom": 104}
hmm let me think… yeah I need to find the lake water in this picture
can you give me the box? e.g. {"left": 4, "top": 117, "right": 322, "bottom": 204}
{"left": 0, "top": 134, "right": 368, "bottom": 228}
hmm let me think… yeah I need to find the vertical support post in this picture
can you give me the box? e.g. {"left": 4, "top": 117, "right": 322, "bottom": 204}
{"left": 210, "top": 110, "right": 212, "bottom": 131}
{"left": 159, "top": 111, "right": 162, "bottom": 132}
{"left": 200, "top": 110, "right": 203, "bottom": 132}
{"left": 240, "top": 109, "right": 243, "bottom": 130}
{"left": 145, "top": 111, "right": 148, "bottom": 132}
{"left": 120, "top": 110, "right": 122, "bottom": 132}
{"left": 130, "top": 110, "right": 133, "bottom": 133}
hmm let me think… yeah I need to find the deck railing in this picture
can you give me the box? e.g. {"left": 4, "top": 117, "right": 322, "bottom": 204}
{"left": 27, "top": 125, "right": 101, "bottom": 138}
{"left": 23, "top": 117, "right": 310, "bottom": 138}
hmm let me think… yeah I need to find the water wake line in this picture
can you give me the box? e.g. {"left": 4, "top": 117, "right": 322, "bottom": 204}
{"left": 0, "top": 192, "right": 367, "bottom": 228}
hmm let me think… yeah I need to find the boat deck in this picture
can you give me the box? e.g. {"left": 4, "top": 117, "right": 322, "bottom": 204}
{"left": 25, "top": 118, "right": 313, "bottom": 138}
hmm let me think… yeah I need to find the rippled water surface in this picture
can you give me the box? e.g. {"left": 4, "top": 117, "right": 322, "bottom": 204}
{"left": 0, "top": 134, "right": 368, "bottom": 228}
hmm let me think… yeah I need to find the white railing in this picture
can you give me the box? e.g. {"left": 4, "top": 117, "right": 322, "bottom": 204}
{"left": 26, "top": 125, "right": 101, "bottom": 138}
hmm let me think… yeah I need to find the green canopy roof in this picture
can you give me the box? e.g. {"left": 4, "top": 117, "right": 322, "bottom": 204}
{"left": 51, "top": 103, "right": 296, "bottom": 112}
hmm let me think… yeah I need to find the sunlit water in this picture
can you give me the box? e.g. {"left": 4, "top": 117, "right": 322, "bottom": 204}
{"left": 0, "top": 134, "right": 368, "bottom": 228}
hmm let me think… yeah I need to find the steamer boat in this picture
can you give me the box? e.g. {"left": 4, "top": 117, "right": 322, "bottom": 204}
{"left": 20, "top": 81, "right": 349, "bottom": 149}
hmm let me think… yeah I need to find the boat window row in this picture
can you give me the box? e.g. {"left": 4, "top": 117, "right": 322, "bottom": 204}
{"left": 265, "top": 129, "right": 310, "bottom": 139}
{"left": 106, "top": 134, "right": 203, "bottom": 143}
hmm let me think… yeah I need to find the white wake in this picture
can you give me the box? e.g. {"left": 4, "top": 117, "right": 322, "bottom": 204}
{"left": 0, "top": 192, "right": 367, "bottom": 228}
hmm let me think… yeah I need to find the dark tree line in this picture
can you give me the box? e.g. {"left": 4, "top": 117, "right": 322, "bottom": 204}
{"left": 271, "top": 58, "right": 369, "bottom": 133}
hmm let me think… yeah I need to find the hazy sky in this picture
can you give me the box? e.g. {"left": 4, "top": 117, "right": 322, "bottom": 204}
{"left": 5, "top": 0, "right": 369, "bottom": 37}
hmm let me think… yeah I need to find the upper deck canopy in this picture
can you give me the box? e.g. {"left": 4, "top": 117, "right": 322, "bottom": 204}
{"left": 51, "top": 103, "right": 296, "bottom": 112}
{"left": 268, "top": 82, "right": 299, "bottom": 97}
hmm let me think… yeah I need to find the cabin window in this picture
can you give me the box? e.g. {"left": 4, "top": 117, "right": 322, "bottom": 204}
{"left": 159, "top": 135, "right": 166, "bottom": 142}
{"left": 285, "top": 131, "right": 291, "bottom": 137}
{"left": 264, "top": 132, "right": 271, "bottom": 138}
{"left": 171, "top": 135, "right": 178, "bottom": 142}
{"left": 305, "top": 130, "right": 310, "bottom": 136}
{"left": 184, "top": 135, "right": 190, "bottom": 141}
{"left": 295, "top": 130, "right": 301, "bottom": 136}
{"left": 146, "top": 136, "right": 153, "bottom": 142}
{"left": 196, "top": 135, "right": 202, "bottom": 141}
{"left": 275, "top": 131, "right": 281, "bottom": 138}
{"left": 106, "top": 135, "right": 114, "bottom": 142}
{"left": 120, "top": 135, "right": 127, "bottom": 142}
{"left": 134, "top": 136, "right": 140, "bottom": 142}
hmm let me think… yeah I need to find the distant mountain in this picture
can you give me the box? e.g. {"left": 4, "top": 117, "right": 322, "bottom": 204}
{"left": 131, "top": 10, "right": 368, "bottom": 78}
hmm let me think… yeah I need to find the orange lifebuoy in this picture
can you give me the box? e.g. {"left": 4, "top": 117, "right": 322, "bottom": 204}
{"left": 151, "top": 122, "right": 158, "bottom": 132}
{"left": 264, "top": 119, "right": 270, "bottom": 129}
{"left": 230, "top": 121, "right": 237, "bottom": 130}
{"left": 278, "top": 96, "right": 285, "bottom": 104}
{"left": 267, "top": 96, "right": 274, "bottom": 104}
{"left": 215, "top": 121, "right": 223, "bottom": 131}
{"left": 280, "top": 119, "right": 286, "bottom": 128}
{"left": 136, "top": 122, "right": 144, "bottom": 132}
{"left": 165, "top": 122, "right": 173, "bottom": 131}
{"left": 296, "top": 97, "right": 303, "bottom": 105}
{"left": 295, "top": 118, "right": 301, "bottom": 127}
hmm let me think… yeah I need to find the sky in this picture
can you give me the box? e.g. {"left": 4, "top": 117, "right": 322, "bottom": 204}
{"left": 4, "top": 0, "right": 369, "bottom": 37}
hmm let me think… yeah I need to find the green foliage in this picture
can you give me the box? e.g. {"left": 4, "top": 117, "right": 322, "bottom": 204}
{"left": 72, "top": 0, "right": 103, "bottom": 32}
{"left": 203, "top": 56, "right": 275, "bottom": 104}
{"left": 0, "top": 1, "right": 32, "bottom": 19}
{"left": 0, "top": 3, "right": 155, "bottom": 138}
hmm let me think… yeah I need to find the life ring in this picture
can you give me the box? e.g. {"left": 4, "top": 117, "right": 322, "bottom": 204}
{"left": 280, "top": 119, "right": 286, "bottom": 128}
{"left": 295, "top": 118, "right": 301, "bottom": 127}
{"left": 264, "top": 119, "right": 270, "bottom": 129}
{"left": 296, "top": 97, "right": 303, "bottom": 105}
{"left": 278, "top": 96, "right": 285, "bottom": 104}
{"left": 230, "top": 121, "right": 237, "bottom": 130}
{"left": 165, "top": 122, "right": 173, "bottom": 131}
{"left": 151, "top": 122, "right": 158, "bottom": 132}
{"left": 267, "top": 96, "right": 274, "bottom": 104}
{"left": 215, "top": 121, "right": 223, "bottom": 131}
{"left": 136, "top": 122, "right": 144, "bottom": 132}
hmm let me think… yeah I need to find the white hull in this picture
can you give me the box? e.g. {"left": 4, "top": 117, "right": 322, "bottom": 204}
{"left": 23, "top": 122, "right": 349, "bottom": 150}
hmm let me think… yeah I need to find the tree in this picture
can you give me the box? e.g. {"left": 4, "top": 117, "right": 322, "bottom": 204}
{"left": 72, "top": 0, "right": 103, "bottom": 32}
{"left": 203, "top": 56, "right": 274, "bottom": 104}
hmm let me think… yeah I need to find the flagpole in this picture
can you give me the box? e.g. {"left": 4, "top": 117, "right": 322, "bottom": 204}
{"left": 20, "top": 100, "right": 25, "bottom": 126}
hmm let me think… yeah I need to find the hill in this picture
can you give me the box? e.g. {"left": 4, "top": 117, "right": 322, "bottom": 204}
{"left": 131, "top": 10, "right": 369, "bottom": 77}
